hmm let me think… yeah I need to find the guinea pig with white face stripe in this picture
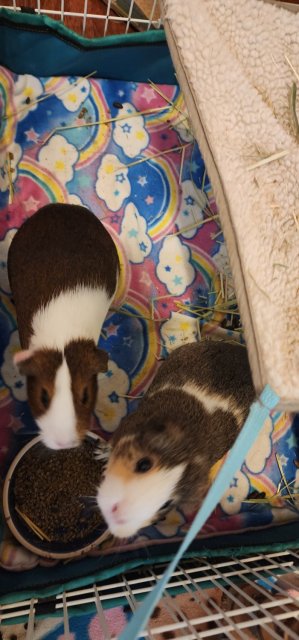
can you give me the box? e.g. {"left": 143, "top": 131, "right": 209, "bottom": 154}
{"left": 8, "top": 203, "right": 119, "bottom": 450}
{"left": 97, "top": 341, "right": 255, "bottom": 538}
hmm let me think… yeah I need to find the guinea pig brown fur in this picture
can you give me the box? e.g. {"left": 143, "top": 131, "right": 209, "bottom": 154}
{"left": 8, "top": 203, "right": 119, "bottom": 449}
{"left": 97, "top": 341, "right": 255, "bottom": 538}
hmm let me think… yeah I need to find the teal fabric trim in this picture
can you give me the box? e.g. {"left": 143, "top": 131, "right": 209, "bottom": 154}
{"left": 0, "top": 523, "right": 298, "bottom": 605}
{"left": 119, "top": 385, "right": 279, "bottom": 640}
{"left": 0, "top": 8, "right": 165, "bottom": 49}
{"left": 1, "top": 525, "right": 298, "bottom": 607}
{"left": 0, "top": 9, "right": 175, "bottom": 83}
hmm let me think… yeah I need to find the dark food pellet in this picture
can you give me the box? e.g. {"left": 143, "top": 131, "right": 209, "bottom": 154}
{"left": 13, "top": 439, "right": 104, "bottom": 544}
{"left": 113, "top": 101, "right": 123, "bottom": 109}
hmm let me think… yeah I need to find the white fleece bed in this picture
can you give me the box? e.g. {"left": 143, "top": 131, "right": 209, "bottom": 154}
{"left": 161, "top": 0, "right": 299, "bottom": 412}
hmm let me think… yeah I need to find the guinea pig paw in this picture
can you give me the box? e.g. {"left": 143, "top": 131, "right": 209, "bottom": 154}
{"left": 95, "top": 443, "right": 111, "bottom": 462}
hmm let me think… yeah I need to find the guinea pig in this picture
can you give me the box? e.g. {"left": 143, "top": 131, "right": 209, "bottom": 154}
{"left": 8, "top": 203, "right": 119, "bottom": 450}
{"left": 97, "top": 341, "right": 255, "bottom": 538}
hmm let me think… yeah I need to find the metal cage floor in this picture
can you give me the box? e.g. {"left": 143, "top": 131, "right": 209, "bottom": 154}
{"left": 1, "top": 549, "right": 299, "bottom": 639}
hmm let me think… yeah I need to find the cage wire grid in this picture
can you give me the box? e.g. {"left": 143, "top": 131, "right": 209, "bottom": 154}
{"left": 0, "top": 0, "right": 162, "bottom": 35}
{"left": 0, "top": 550, "right": 298, "bottom": 638}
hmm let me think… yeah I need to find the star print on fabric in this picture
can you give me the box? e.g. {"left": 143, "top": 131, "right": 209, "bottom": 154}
{"left": 116, "top": 173, "right": 126, "bottom": 183}
{"left": 109, "top": 391, "right": 119, "bottom": 403}
{"left": 139, "top": 271, "right": 151, "bottom": 287}
{"left": 189, "top": 160, "right": 200, "bottom": 173}
{"left": 168, "top": 335, "right": 176, "bottom": 343}
{"left": 227, "top": 495, "right": 234, "bottom": 503}
{"left": 183, "top": 209, "right": 189, "bottom": 217}
{"left": 106, "top": 370, "right": 113, "bottom": 378}
{"left": 123, "top": 336, "right": 133, "bottom": 347}
{"left": 145, "top": 195, "right": 154, "bottom": 205}
{"left": 131, "top": 83, "right": 137, "bottom": 91}
{"left": 106, "top": 323, "right": 119, "bottom": 337}
{"left": 230, "top": 477, "right": 238, "bottom": 489}
{"left": 23, "top": 196, "right": 40, "bottom": 212}
{"left": 141, "top": 87, "right": 157, "bottom": 103}
{"left": 139, "top": 241, "right": 147, "bottom": 252}
{"left": 0, "top": 167, "right": 5, "bottom": 179}
{"left": 121, "top": 123, "right": 131, "bottom": 134}
{"left": 25, "top": 127, "right": 39, "bottom": 143}
{"left": 128, "top": 228, "right": 138, "bottom": 238}
{"left": 110, "top": 214, "right": 120, "bottom": 224}
{"left": 81, "top": 86, "right": 87, "bottom": 93}
{"left": 15, "top": 380, "right": 24, "bottom": 388}
{"left": 165, "top": 265, "right": 171, "bottom": 272}
{"left": 278, "top": 454, "right": 288, "bottom": 467}
{"left": 68, "top": 76, "right": 77, "bottom": 84}
{"left": 138, "top": 176, "right": 147, "bottom": 187}
{"left": 185, "top": 195, "right": 195, "bottom": 206}
{"left": 173, "top": 275, "right": 183, "bottom": 286}
{"left": 160, "top": 133, "right": 168, "bottom": 140}
{"left": 118, "top": 89, "right": 125, "bottom": 97}
{"left": 114, "top": 189, "right": 120, "bottom": 196}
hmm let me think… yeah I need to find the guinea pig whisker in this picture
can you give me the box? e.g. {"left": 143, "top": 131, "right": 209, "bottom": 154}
{"left": 79, "top": 495, "right": 98, "bottom": 504}
{"left": 20, "top": 430, "right": 39, "bottom": 435}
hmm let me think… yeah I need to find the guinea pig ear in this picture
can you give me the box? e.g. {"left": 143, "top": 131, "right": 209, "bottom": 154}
{"left": 89, "top": 347, "right": 108, "bottom": 374}
{"left": 13, "top": 350, "right": 38, "bottom": 376}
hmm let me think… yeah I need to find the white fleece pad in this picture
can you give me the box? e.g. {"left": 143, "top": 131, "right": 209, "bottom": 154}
{"left": 162, "top": 0, "right": 299, "bottom": 411}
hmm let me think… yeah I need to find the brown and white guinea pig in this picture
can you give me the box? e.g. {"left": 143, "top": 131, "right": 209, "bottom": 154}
{"left": 97, "top": 341, "right": 255, "bottom": 538}
{"left": 8, "top": 203, "right": 119, "bottom": 450}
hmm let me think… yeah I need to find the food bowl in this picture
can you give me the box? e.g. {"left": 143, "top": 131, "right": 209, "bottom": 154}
{"left": 3, "top": 432, "right": 110, "bottom": 560}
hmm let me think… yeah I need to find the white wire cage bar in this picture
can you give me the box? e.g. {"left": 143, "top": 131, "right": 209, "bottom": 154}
{"left": 0, "top": 0, "right": 162, "bottom": 36}
{"left": 1, "top": 549, "right": 298, "bottom": 639}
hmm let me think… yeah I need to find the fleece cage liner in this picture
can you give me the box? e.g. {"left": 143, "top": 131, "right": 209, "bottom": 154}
{"left": 0, "top": 4, "right": 298, "bottom": 605}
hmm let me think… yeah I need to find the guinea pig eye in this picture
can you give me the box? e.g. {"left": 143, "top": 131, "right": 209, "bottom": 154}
{"left": 135, "top": 457, "right": 153, "bottom": 473}
{"left": 40, "top": 388, "right": 50, "bottom": 409}
{"left": 81, "top": 387, "right": 89, "bottom": 405}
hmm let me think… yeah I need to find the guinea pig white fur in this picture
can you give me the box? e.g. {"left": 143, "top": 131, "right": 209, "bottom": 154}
{"left": 8, "top": 203, "right": 119, "bottom": 450}
{"left": 97, "top": 341, "right": 255, "bottom": 538}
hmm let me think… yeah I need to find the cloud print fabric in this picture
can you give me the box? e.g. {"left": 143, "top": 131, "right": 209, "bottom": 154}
{"left": 0, "top": 67, "right": 298, "bottom": 567}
